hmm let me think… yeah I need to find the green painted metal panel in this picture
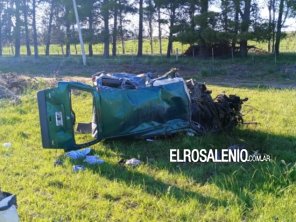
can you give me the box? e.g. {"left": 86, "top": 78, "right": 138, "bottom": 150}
{"left": 37, "top": 80, "right": 192, "bottom": 150}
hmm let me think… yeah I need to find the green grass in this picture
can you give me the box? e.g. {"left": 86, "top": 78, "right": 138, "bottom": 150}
{"left": 2, "top": 33, "right": 296, "bottom": 57}
{"left": 1, "top": 39, "right": 188, "bottom": 56}
{"left": 0, "top": 82, "right": 296, "bottom": 221}
{"left": 250, "top": 32, "right": 296, "bottom": 53}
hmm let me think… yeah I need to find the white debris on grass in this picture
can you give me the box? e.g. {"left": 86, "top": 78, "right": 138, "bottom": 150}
{"left": 0, "top": 193, "right": 19, "bottom": 222}
{"left": 2, "top": 143, "right": 12, "bottom": 148}
{"left": 125, "top": 158, "right": 141, "bottom": 166}
{"left": 72, "top": 165, "right": 86, "bottom": 172}
{"left": 186, "top": 132, "right": 195, "bottom": 137}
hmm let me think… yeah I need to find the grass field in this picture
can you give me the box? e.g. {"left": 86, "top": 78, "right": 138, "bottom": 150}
{"left": 0, "top": 75, "right": 296, "bottom": 221}
{"left": 2, "top": 33, "right": 296, "bottom": 57}
{"left": 1, "top": 39, "right": 187, "bottom": 56}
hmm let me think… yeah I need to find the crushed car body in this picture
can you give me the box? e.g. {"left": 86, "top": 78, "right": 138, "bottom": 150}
{"left": 37, "top": 69, "right": 247, "bottom": 150}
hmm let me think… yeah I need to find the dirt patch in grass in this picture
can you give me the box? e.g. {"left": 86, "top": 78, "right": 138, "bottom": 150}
{"left": 36, "top": 76, "right": 92, "bottom": 85}
{"left": 1, "top": 56, "right": 296, "bottom": 98}
{"left": 0, "top": 73, "right": 39, "bottom": 102}
{"left": 0, "top": 73, "right": 92, "bottom": 103}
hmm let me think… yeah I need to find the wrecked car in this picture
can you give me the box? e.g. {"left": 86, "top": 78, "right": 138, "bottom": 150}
{"left": 37, "top": 69, "right": 247, "bottom": 150}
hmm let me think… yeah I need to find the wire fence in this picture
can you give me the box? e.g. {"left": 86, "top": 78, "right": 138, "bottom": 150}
{"left": 1, "top": 36, "right": 296, "bottom": 66}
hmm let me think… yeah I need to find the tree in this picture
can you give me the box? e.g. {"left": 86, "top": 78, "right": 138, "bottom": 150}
{"left": 88, "top": 3, "right": 94, "bottom": 56}
{"left": 118, "top": 0, "right": 125, "bottom": 54}
{"left": 65, "top": 1, "right": 71, "bottom": 56}
{"left": 175, "top": 0, "right": 265, "bottom": 58}
{"left": 157, "top": 5, "right": 162, "bottom": 55}
{"left": 47, "top": 0, "right": 83, "bottom": 57}
{"left": 22, "top": 0, "right": 31, "bottom": 56}
{"left": 221, "top": 0, "right": 232, "bottom": 32}
{"left": 239, "top": 0, "right": 252, "bottom": 57}
{"left": 144, "top": 0, "right": 155, "bottom": 54}
{"left": 188, "top": 0, "right": 196, "bottom": 30}
{"left": 80, "top": 0, "right": 99, "bottom": 56}
{"left": 137, "top": 0, "right": 143, "bottom": 56}
{"left": 274, "top": 0, "right": 290, "bottom": 55}
{"left": 198, "top": 0, "right": 209, "bottom": 57}
{"left": 154, "top": 0, "right": 167, "bottom": 55}
{"left": 1, "top": 0, "right": 14, "bottom": 54}
{"left": 232, "top": 0, "right": 240, "bottom": 49}
{"left": 112, "top": 0, "right": 118, "bottom": 56}
{"left": 32, "top": 0, "right": 39, "bottom": 57}
{"left": 229, "top": 0, "right": 265, "bottom": 56}
{"left": 102, "top": 0, "right": 110, "bottom": 57}
{"left": 45, "top": 0, "right": 56, "bottom": 56}
{"left": 164, "top": 0, "right": 181, "bottom": 57}
{"left": 15, "top": 0, "right": 21, "bottom": 57}
{"left": 0, "top": 0, "right": 3, "bottom": 56}
{"left": 117, "top": 0, "right": 136, "bottom": 54}
{"left": 176, "top": 0, "right": 218, "bottom": 58}
{"left": 267, "top": 0, "right": 276, "bottom": 52}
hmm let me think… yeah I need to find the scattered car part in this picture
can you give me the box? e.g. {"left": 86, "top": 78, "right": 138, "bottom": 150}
{"left": 0, "top": 192, "right": 19, "bottom": 222}
{"left": 65, "top": 148, "right": 92, "bottom": 159}
{"left": 186, "top": 79, "right": 248, "bottom": 133}
{"left": 83, "top": 155, "right": 104, "bottom": 165}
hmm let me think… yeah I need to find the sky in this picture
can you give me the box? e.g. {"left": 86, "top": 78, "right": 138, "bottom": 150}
{"left": 209, "top": 0, "right": 296, "bottom": 31}
{"left": 260, "top": 1, "right": 296, "bottom": 31}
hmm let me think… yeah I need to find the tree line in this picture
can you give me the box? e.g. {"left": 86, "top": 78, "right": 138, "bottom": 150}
{"left": 0, "top": 0, "right": 295, "bottom": 58}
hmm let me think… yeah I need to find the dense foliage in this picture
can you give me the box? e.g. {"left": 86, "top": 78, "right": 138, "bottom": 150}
{"left": 0, "top": 0, "right": 295, "bottom": 58}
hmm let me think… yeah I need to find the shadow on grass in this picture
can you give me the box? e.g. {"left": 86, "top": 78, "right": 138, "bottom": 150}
{"left": 85, "top": 161, "right": 228, "bottom": 208}
{"left": 75, "top": 128, "right": 296, "bottom": 213}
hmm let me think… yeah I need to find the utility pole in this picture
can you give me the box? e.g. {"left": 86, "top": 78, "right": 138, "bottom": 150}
{"left": 72, "top": 0, "right": 86, "bottom": 65}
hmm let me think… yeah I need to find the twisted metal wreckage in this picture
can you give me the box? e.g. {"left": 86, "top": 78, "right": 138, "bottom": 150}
{"left": 37, "top": 69, "right": 248, "bottom": 151}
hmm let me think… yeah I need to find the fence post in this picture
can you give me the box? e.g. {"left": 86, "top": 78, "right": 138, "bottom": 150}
{"left": 211, "top": 47, "right": 214, "bottom": 63}
{"left": 274, "top": 45, "right": 277, "bottom": 64}
{"left": 231, "top": 47, "right": 234, "bottom": 62}
{"left": 132, "top": 48, "right": 134, "bottom": 65}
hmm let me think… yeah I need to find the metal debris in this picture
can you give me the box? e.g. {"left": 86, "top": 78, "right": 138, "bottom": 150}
{"left": 186, "top": 79, "right": 248, "bottom": 133}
